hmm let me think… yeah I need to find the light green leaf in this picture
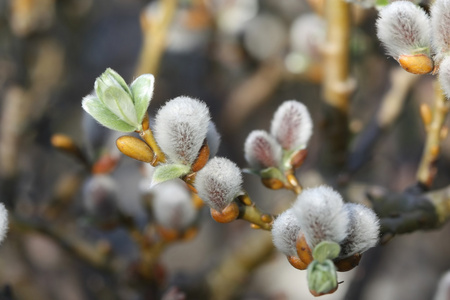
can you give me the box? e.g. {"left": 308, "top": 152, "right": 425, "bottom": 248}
{"left": 260, "top": 167, "right": 285, "bottom": 182}
{"left": 131, "top": 74, "right": 154, "bottom": 123}
{"left": 152, "top": 164, "right": 191, "bottom": 186}
{"left": 103, "top": 86, "right": 139, "bottom": 127}
{"left": 312, "top": 241, "right": 341, "bottom": 263}
{"left": 375, "top": 0, "right": 389, "bottom": 8}
{"left": 82, "top": 95, "right": 137, "bottom": 132}
{"left": 307, "top": 260, "right": 338, "bottom": 295}
{"left": 94, "top": 68, "right": 132, "bottom": 105}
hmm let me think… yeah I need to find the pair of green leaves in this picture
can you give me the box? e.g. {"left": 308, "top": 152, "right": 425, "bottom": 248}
{"left": 307, "top": 241, "right": 341, "bottom": 296}
{"left": 82, "top": 68, "right": 154, "bottom": 132}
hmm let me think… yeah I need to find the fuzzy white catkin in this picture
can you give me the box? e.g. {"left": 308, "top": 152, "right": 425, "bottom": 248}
{"left": 433, "top": 271, "right": 450, "bottom": 300}
{"left": 154, "top": 96, "right": 210, "bottom": 165}
{"left": 438, "top": 56, "right": 450, "bottom": 98}
{"left": 195, "top": 157, "right": 243, "bottom": 212}
{"left": 244, "top": 130, "right": 282, "bottom": 170}
{"left": 206, "top": 121, "right": 221, "bottom": 158}
{"left": 339, "top": 203, "right": 380, "bottom": 258}
{"left": 376, "top": 1, "right": 431, "bottom": 59}
{"left": 151, "top": 179, "right": 197, "bottom": 230}
{"left": 0, "top": 204, "right": 8, "bottom": 243}
{"left": 83, "top": 175, "right": 119, "bottom": 215}
{"left": 290, "top": 14, "right": 326, "bottom": 60}
{"left": 293, "top": 186, "right": 349, "bottom": 249}
{"left": 272, "top": 209, "right": 302, "bottom": 257}
{"left": 431, "top": 0, "right": 450, "bottom": 62}
{"left": 270, "top": 100, "right": 313, "bottom": 151}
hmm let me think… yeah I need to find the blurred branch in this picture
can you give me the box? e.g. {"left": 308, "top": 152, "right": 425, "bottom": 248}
{"left": 206, "top": 231, "right": 275, "bottom": 300}
{"left": 11, "top": 214, "right": 120, "bottom": 273}
{"left": 369, "top": 185, "right": 450, "bottom": 236}
{"left": 321, "top": 0, "right": 354, "bottom": 169}
{"left": 416, "top": 83, "right": 450, "bottom": 189}
{"left": 344, "top": 68, "right": 418, "bottom": 177}
{"left": 134, "top": 0, "right": 177, "bottom": 77}
{"left": 220, "top": 58, "right": 284, "bottom": 133}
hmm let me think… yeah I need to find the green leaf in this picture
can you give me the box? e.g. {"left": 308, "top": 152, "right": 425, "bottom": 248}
{"left": 307, "top": 260, "right": 338, "bottom": 296}
{"left": 131, "top": 74, "right": 154, "bottom": 123}
{"left": 103, "top": 86, "right": 139, "bottom": 127}
{"left": 82, "top": 95, "right": 137, "bottom": 132}
{"left": 312, "top": 241, "right": 341, "bottom": 263}
{"left": 152, "top": 164, "right": 191, "bottom": 186}
{"left": 260, "top": 167, "right": 285, "bottom": 182}
{"left": 375, "top": 0, "right": 389, "bottom": 8}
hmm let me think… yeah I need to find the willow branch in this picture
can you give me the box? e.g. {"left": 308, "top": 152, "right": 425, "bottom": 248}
{"left": 416, "top": 83, "right": 450, "bottom": 189}
{"left": 134, "top": 0, "right": 177, "bottom": 77}
{"left": 235, "top": 194, "right": 274, "bottom": 231}
{"left": 369, "top": 185, "right": 450, "bottom": 236}
{"left": 345, "top": 68, "right": 418, "bottom": 176}
{"left": 322, "top": 0, "right": 354, "bottom": 169}
{"left": 206, "top": 231, "right": 275, "bottom": 300}
{"left": 11, "top": 215, "right": 119, "bottom": 273}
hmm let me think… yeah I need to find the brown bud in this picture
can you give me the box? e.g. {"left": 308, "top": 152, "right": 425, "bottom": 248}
{"left": 92, "top": 155, "right": 119, "bottom": 174}
{"left": 238, "top": 194, "right": 253, "bottom": 206}
{"left": 182, "top": 227, "right": 199, "bottom": 241}
{"left": 250, "top": 224, "right": 262, "bottom": 229}
{"left": 191, "top": 142, "right": 210, "bottom": 172}
{"left": 157, "top": 226, "right": 180, "bottom": 242}
{"left": 261, "top": 178, "right": 284, "bottom": 190}
{"left": 261, "top": 214, "right": 273, "bottom": 224}
{"left": 398, "top": 54, "right": 433, "bottom": 75}
{"left": 191, "top": 193, "right": 204, "bottom": 209}
{"left": 116, "top": 136, "right": 154, "bottom": 163}
{"left": 420, "top": 103, "right": 432, "bottom": 127}
{"left": 210, "top": 202, "right": 239, "bottom": 223}
{"left": 290, "top": 149, "right": 308, "bottom": 169}
{"left": 51, "top": 134, "right": 78, "bottom": 153}
{"left": 441, "top": 126, "right": 449, "bottom": 140}
{"left": 334, "top": 253, "right": 361, "bottom": 272}
{"left": 287, "top": 255, "right": 308, "bottom": 270}
{"left": 296, "top": 234, "right": 313, "bottom": 267}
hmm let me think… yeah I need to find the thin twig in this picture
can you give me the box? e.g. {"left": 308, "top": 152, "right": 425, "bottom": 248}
{"left": 134, "top": 0, "right": 177, "bottom": 77}
{"left": 416, "top": 82, "right": 450, "bottom": 189}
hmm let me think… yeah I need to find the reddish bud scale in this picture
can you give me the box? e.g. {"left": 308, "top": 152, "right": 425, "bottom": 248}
{"left": 92, "top": 155, "right": 119, "bottom": 174}
{"left": 290, "top": 149, "right": 308, "bottom": 169}
{"left": 191, "top": 142, "right": 210, "bottom": 172}
{"left": 51, "top": 134, "right": 78, "bottom": 153}
{"left": 287, "top": 255, "right": 308, "bottom": 270}
{"left": 310, "top": 285, "right": 338, "bottom": 297}
{"left": 210, "top": 202, "right": 239, "bottom": 223}
{"left": 296, "top": 234, "right": 313, "bottom": 267}
{"left": 334, "top": 253, "right": 362, "bottom": 272}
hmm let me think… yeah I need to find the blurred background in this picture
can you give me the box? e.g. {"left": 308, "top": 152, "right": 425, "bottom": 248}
{"left": 1, "top": 0, "right": 450, "bottom": 299}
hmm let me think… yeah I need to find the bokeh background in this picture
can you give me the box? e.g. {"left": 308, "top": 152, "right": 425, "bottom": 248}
{"left": 1, "top": 0, "right": 450, "bottom": 299}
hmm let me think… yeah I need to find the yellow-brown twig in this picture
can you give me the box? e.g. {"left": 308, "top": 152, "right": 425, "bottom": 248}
{"left": 236, "top": 194, "right": 274, "bottom": 231}
{"left": 134, "top": 0, "right": 177, "bottom": 77}
{"left": 416, "top": 82, "right": 450, "bottom": 188}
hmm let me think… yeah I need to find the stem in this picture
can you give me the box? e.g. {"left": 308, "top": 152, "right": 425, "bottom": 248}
{"left": 416, "top": 82, "right": 449, "bottom": 189}
{"left": 236, "top": 194, "right": 274, "bottom": 231}
{"left": 134, "top": 0, "right": 177, "bottom": 77}
{"left": 285, "top": 170, "right": 302, "bottom": 195}
{"left": 322, "top": 0, "right": 354, "bottom": 169}
{"left": 139, "top": 128, "right": 166, "bottom": 165}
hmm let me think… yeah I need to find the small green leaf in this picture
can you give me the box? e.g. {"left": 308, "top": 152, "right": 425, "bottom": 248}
{"left": 103, "top": 86, "right": 139, "bottom": 127}
{"left": 375, "top": 0, "right": 389, "bottom": 8}
{"left": 95, "top": 68, "right": 132, "bottom": 103}
{"left": 260, "top": 167, "right": 285, "bottom": 182}
{"left": 131, "top": 74, "right": 154, "bottom": 123}
{"left": 82, "top": 95, "right": 137, "bottom": 132}
{"left": 312, "top": 241, "right": 341, "bottom": 263}
{"left": 307, "top": 260, "right": 338, "bottom": 296}
{"left": 152, "top": 164, "right": 191, "bottom": 186}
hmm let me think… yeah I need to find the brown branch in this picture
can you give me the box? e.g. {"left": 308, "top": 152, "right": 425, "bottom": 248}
{"left": 416, "top": 83, "right": 450, "bottom": 189}
{"left": 321, "top": 0, "right": 355, "bottom": 169}
{"left": 206, "top": 230, "right": 275, "bottom": 300}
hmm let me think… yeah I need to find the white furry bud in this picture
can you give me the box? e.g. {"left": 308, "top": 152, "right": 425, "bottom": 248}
{"left": 206, "top": 121, "right": 221, "bottom": 158}
{"left": 376, "top": 2, "right": 431, "bottom": 59}
{"left": 0, "top": 204, "right": 8, "bottom": 243}
{"left": 271, "top": 209, "right": 302, "bottom": 257}
{"left": 292, "top": 186, "right": 348, "bottom": 248}
{"left": 195, "top": 157, "right": 243, "bottom": 211}
{"left": 151, "top": 179, "right": 197, "bottom": 231}
{"left": 244, "top": 130, "right": 282, "bottom": 170}
{"left": 431, "top": 0, "right": 450, "bottom": 61}
{"left": 270, "top": 100, "right": 313, "bottom": 151}
{"left": 339, "top": 203, "right": 380, "bottom": 258}
{"left": 438, "top": 56, "right": 450, "bottom": 98}
{"left": 290, "top": 14, "right": 325, "bottom": 60}
{"left": 154, "top": 97, "right": 210, "bottom": 165}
